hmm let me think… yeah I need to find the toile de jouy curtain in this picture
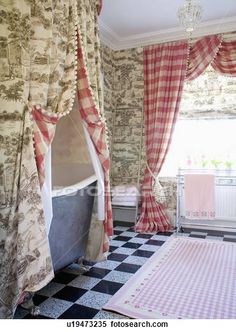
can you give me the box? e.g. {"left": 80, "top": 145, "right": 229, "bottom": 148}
{"left": 76, "top": 0, "right": 113, "bottom": 259}
{"left": 0, "top": 0, "right": 78, "bottom": 318}
{"left": 30, "top": 0, "right": 78, "bottom": 184}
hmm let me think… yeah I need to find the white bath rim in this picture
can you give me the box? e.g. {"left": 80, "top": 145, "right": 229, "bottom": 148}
{"left": 52, "top": 174, "right": 98, "bottom": 198}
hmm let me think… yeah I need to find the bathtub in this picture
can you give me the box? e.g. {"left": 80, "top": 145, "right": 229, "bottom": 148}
{"left": 49, "top": 163, "right": 97, "bottom": 271}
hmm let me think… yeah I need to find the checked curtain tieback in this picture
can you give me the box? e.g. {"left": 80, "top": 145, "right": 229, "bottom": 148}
{"left": 146, "top": 162, "right": 166, "bottom": 205}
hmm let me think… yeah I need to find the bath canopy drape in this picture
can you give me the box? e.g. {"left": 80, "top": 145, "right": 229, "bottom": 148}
{"left": 76, "top": 0, "right": 113, "bottom": 255}
{"left": 0, "top": 0, "right": 110, "bottom": 318}
{"left": 0, "top": 0, "right": 78, "bottom": 318}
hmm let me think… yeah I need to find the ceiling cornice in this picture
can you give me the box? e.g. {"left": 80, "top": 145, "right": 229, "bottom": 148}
{"left": 99, "top": 16, "right": 236, "bottom": 50}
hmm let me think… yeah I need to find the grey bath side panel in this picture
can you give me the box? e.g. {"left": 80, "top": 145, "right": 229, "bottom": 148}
{"left": 49, "top": 181, "right": 96, "bottom": 272}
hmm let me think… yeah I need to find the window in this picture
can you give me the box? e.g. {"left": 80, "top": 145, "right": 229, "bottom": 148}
{"left": 160, "top": 119, "right": 236, "bottom": 177}
{"left": 160, "top": 66, "right": 236, "bottom": 177}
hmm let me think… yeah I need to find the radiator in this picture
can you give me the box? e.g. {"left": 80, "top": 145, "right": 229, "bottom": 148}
{"left": 177, "top": 169, "right": 236, "bottom": 230}
{"left": 215, "top": 181, "right": 236, "bottom": 220}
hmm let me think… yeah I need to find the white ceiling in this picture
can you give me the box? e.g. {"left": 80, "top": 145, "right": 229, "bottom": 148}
{"left": 99, "top": 0, "right": 236, "bottom": 50}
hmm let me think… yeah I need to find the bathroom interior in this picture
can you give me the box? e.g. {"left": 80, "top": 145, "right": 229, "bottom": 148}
{"left": 1, "top": 0, "right": 236, "bottom": 322}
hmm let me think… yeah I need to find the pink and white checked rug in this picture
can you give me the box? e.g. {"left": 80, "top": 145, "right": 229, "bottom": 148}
{"left": 103, "top": 235, "right": 236, "bottom": 319}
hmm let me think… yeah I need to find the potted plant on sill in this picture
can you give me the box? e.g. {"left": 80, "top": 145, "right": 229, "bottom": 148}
{"left": 210, "top": 159, "right": 222, "bottom": 170}
{"left": 224, "top": 160, "right": 234, "bottom": 173}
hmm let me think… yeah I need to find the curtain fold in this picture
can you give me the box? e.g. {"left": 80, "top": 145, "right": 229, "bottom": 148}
{"left": 0, "top": 0, "right": 107, "bottom": 318}
{"left": 212, "top": 40, "right": 236, "bottom": 77}
{"left": 29, "top": 0, "right": 78, "bottom": 187}
{"left": 186, "top": 35, "right": 222, "bottom": 81}
{"left": 76, "top": 32, "right": 113, "bottom": 255}
{"left": 0, "top": 105, "right": 54, "bottom": 318}
{"left": 0, "top": 0, "right": 78, "bottom": 318}
{"left": 77, "top": 0, "right": 103, "bottom": 114}
{"left": 76, "top": 0, "right": 112, "bottom": 257}
{"left": 32, "top": 108, "right": 59, "bottom": 187}
{"left": 135, "top": 41, "right": 189, "bottom": 233}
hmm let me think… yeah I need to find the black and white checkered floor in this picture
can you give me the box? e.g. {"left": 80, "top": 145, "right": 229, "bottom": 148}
{"left": 14, "top": 225, "right": 236, "bottom": 319}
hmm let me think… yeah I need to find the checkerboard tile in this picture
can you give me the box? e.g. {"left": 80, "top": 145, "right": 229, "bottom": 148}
{"left": 127, "top": 237, "right": 149, "bottom": 244}
{"left": 107, "top": 253, "right": 128, "bottom": 262}
{"left": 37, "top": 282, "right": 65, "bottom": 297}
{"left": 14, "top": 225, "right": 236, "bottom": 319}
{"left": 94, "top": 260, "right": 121, "bottom": 270}
{"left": 14, "top": 307, "right": 29, "bottom": 319}
{"left": 115, "top": 262, "right": 141, "bottom": 274}
{"left": 76, "top": 291, "right": 112, "bottom": 309}
{"left": 121, "top": 242, "right": 142, "bottom": 249}
{"left": 91, "top": 280, "right": 123, "bottom": 295}
{"left": 123, "top": 255, "right": 149, "bottom": 266}
{"left": 108, "top": 245, "right": 119, "bottom": 252}
{"left": 113, "top": 230, "right": 124, "bottom": 236}
{"left": 68, "top": 275, "right": 101, "bottom": 290}
{"left": 119, "top": 231, "right": 137, "bottom": 237}
{"left": 104, "top": 270, "right": 133, "bottom": 284}
{"left": 58, "top": 304, "right": 99, "bottom": 319}
{"left": 151, "top": 234, "right": 173, "bottom": 241}
{"left": 114, "top": 235, "right": 133, "bottom": 242}
{"left": 52, "top": 272, "right": 77, "bottom": 284}
{"left": 132, "top": 249, "right": 154, "bottom": 258}
{"left": 36, "top": 297, "right": 73, "bottom": 319}
{"left": 112, "top": 246, "right": 136, "bottom": 255}
{"left": 53, "top": 286, "right": 87, "bottom": 302}
{"left": 138, "top": 244, "right": 161, "bottom": 252}
{"left": 109, "top": 240, "right": 127, "bottom": 247}
{"left": 83, "top": 267, "right": 111, "bottom": 279}
{"left": 93, "top": 310, "right": 126, "bottom": 319}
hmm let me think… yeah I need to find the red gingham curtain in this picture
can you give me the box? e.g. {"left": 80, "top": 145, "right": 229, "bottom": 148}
{"left": 77, "top": 32, "right": 113, "bottom": 250}
{"left": 135, "top": 41, "right": 189, "bottom": 233}
{"left": 32, "top": 107, "right": 59, "bottom": 187}
{"left": 212, "top": 40, "right": 236, "bottom": 77}
{"left": 186, "top": 35, "right": 222, "bottom": 81}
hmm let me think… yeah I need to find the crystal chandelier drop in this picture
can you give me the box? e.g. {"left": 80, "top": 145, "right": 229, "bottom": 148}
{"left": 178, "top": 0, "right": 203, "bottom": 36}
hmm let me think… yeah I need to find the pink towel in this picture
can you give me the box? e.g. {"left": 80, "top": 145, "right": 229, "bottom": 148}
{"left": 184, "top": 174, "right": 215, "bottom": 220}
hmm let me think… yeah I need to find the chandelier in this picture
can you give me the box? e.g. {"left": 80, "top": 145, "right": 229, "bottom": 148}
{"left": 178, "top": 0, "right": 203, "bottom": 36}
